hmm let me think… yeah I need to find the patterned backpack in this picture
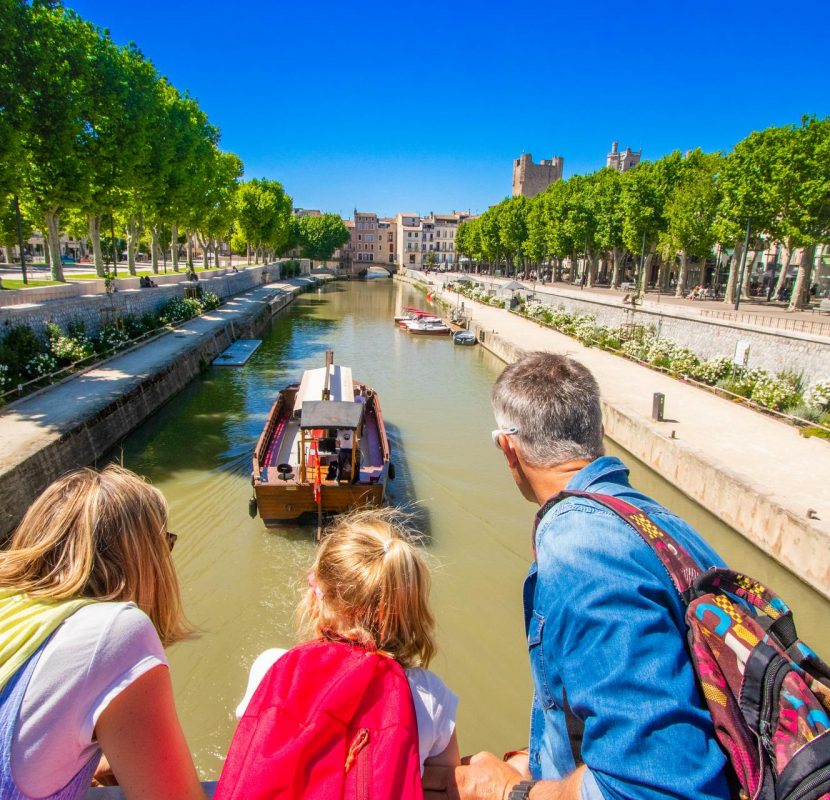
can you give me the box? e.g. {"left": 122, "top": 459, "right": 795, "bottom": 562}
{"left": 556, "top": 491, "right": 830, "bottom": 800}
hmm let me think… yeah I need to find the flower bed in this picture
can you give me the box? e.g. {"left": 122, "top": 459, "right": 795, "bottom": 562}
{"left": 0, "top": 287, "right": 224, "bottom": 405}
{"left": 448, "top": 282, "right": 830, "bottom": 433}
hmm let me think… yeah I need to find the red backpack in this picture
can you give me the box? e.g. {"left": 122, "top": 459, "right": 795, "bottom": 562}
{"left": 214, "top": 639, "right": 424, "bottom": 800}
{"left": 555, "top": 491, "right": 830, "bottom": 800}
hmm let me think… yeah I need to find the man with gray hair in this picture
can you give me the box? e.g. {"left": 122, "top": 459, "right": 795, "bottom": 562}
{"left": 424, "top": 352, "right": 729, "bottom": 800}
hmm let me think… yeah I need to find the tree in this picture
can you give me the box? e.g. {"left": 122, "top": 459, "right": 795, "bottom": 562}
{"left": 498, "top": 196, "right": 529, "bottom": 274}
{"left": 234, "top": 179, "right": 293, "bottom": 263}
{"left": 19, "top": 5, "right": 100, "bottom": 280}
{"left": 662, "top": 151, "right": 721, "bottom": 296}
{"left": 296, "top": 213, "right": 349, "bottom": 265}
{"left": 591, "top": 169, "right": 626, "bottom": 287}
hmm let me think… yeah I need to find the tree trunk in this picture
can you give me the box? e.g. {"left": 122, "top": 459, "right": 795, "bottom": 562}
{"left": 638, "top": 246, "right": 655, "bottom": 294}
{"left": 186, "top": 234, "right": 194, "bottom": 269}
{"left": 247, "top": 243, "right": 251, "bottom": 265}
{"left": 740, "top": 250, "right": 756, "bottom": 299}
{"left": 723, "top": 239, "right": 743, "bottom": 304}
{"left": 610, "top": 248, "right": 623, "bottom": 288}
{"left": 1, "top": 246, "right": 10, "bottom": 264}
{"left": 88, "top": 214, "right": 105, "bottom": 277}
{"left": 45, "top": 208, "right": 64, "bottom": 281}
{"left": 125, "top": 217, "right": 141, "bottom": 275}
{"left": 586, "top": 252, "right": 598, "bottom": 287}
{"left": 773, "top": 244, "right": 791, "bottom": 300}
{"left": 171, "top": 222, "right": 179, "bottom": 271}
{"left": 788, "top": 244, "right": 815, "bottom": 311}
{"left": 150, "top": 226, "right": 160, "bottom": 274}
{"left": 675, "top": 250, "right": 689, "bottom": 296}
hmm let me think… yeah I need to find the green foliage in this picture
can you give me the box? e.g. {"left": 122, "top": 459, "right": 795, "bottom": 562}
{"left": 805, "top": 380, "right": 830, "bottom": 411}
{"left": 295, "top": 213, "right": 350, "bottom": 262}
{"left": 46, "top": 321, "right": 94, "bottom": 365}
{"left": 158, "top": 296, "right": 203, "bottom": 324}
{"left": 0, "top": 324, "right": 44, "bottom": 384}
{"left": 234, "top": 179, "right": 293, "bottom": 257}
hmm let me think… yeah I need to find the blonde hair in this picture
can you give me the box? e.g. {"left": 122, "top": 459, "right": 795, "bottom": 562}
{"left": 0, "top": 465, "right": 188, "bottom": 646}
{"left": 299, "top": 508, "right": 436, "bottom": 669}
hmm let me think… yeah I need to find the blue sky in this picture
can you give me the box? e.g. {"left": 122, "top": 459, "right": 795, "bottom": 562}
{"left": 68, "top": 0, "right": 830, "bottom": 218}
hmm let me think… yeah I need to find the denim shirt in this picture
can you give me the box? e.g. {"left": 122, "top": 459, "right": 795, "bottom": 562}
{"left": 524, "top": 456, "right": 730, "bottom": 800}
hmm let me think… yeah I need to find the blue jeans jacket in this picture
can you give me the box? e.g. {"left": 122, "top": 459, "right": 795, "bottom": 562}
{"left": 524, "top": 456, "right": 730, "bottom": 800}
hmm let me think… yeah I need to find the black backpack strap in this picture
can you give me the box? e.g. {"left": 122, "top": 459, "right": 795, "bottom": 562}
{"left": 550, "top": 490, "right": 703, "bottom": 605}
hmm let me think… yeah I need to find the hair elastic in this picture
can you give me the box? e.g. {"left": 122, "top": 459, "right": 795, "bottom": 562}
{"left": 383, "top": 539, "right": 392, "bottom": 555}
{"left": 307, "top": 572, "right": 323, "bottom": 600}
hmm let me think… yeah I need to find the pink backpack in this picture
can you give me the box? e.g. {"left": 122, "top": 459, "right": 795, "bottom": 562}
{"left": 556, "top": 491, "right": 830, "bottom": 800}
{"left": 214, "top": 639, "right": 423, "bottom": 800}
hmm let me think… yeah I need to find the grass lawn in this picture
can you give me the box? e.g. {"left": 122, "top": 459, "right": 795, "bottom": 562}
{"left": 0, "top": 278, "right": 63, "bottom": 289}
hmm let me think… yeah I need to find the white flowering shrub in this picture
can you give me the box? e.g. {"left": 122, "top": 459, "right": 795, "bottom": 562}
{"left": 750, "top": 375, "right": 801, "bottom": 411}
{"left": 26, "top": 353, "right": 58, "bottom": 377}
{"left": 0, "top": 364, "right": 9, "bottom": 388}
{"left": 46, "top": 322, "right": 94, "bottom": 365}
{"left": 805, "top": 380, "right": 830, "bottom": 411}
{"left": 98, "top": 325, "right": 130, "bottom": 352}
{"left": 692, "top": 356, "right": 733, "bottom": 385}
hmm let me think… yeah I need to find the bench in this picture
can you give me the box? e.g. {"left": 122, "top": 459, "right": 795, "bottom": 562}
{"left": 816, "top": 299, "right": 830, "bottom": 315}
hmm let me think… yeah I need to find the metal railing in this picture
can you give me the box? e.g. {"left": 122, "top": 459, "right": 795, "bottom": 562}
{"left": 699, "top": 308, "right": 830, "bottom": 337}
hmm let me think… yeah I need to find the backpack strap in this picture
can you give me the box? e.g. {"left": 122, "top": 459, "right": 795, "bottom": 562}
{"left": 551, "top": 490, "right": 703, "bottom": 604}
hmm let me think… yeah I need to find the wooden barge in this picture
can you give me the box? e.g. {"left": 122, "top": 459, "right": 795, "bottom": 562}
{"left": 251, "top": 353, "right": 393, "bottom": 527}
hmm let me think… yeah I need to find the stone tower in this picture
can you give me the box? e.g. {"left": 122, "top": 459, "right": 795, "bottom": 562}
{"left": 606, "top": 141, "right": 641, "bottom": 172}
{"left": 512, "top": 153, "right": 564, "bottom": 198}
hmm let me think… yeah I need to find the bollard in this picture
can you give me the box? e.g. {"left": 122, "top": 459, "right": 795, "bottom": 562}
{"left": 652, "top": 392, "right": 665, "bottom": 422}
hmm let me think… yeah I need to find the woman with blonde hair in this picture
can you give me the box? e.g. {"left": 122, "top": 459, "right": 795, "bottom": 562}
{"left": 225, "top": 507, "right": 459, "bottom": 793}
{"left": 0, "top": 465, "right": 205, "bottom": 800}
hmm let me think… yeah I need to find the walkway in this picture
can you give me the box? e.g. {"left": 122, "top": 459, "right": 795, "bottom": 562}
{"left": 415, "top": 273, "right": 830, "bottom": 599}
{"left": 0, "top": 278, "right": 310, "bottom": 534}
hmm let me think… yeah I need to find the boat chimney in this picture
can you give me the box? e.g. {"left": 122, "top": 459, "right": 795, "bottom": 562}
{"left": 323, "top": 350, "right": 334, "bottom": 400}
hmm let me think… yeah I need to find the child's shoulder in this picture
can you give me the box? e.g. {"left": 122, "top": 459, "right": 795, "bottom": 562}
{"left": 404, "top": 667, "right": 458, "bottom": 711}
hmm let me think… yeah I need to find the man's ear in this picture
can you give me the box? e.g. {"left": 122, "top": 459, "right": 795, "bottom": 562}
{"left": 501, "top": 437, "right": 521, "bottom": 470}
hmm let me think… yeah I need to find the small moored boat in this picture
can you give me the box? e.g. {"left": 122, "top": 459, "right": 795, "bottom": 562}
{"left": 453, "top": 331, "right": 477, "bottom": 346}
{"left": 408, "top": 320, "right": 451, "bottom": 335}
{"left": 250, "top": 352, "right": 393, "bottom": 528}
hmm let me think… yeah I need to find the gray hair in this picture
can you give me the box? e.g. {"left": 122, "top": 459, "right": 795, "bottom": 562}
{"left": 491, "top": 351, "right": 604, "bottom": 468}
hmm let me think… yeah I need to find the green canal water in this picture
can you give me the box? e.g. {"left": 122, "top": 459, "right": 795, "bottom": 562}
{"left": 112, "top": 278, "right": 830, "bottom": 779}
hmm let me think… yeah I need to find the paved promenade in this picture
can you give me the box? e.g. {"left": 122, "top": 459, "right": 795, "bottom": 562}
{"left": 414, "top": 273, "right": 830, "bottom": 599}
{"left": 0, "top": 278, "right": 310, "bottom": 534}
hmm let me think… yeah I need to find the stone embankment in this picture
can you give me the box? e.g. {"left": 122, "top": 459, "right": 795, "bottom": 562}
{"left": 0, "top": 277, "right": 318, "bottom": 539}
{"left": 0, "top": 264, "right": 281, "bottom": 338}
{"left": 444, "top": 276, "right": 830, "bottom": 383}
{"left": 398, "top": 272, "right": 830, "bottom": 600}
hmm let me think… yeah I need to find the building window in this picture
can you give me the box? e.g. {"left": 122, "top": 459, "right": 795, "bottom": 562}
{"left": 409, "top": 254, "right": 415, "bottom": 264}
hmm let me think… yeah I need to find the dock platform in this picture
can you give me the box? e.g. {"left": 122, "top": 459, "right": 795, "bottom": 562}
{"left": 213, "top": 339, "right": 262, "bottom": 366}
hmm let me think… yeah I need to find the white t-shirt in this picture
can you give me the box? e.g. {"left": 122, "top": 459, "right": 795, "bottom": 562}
{"left": 12, "top": 602, "right": 167, "bottom": 797}
{"left": 237, "top": 648, "right": 458, "bottom": 773}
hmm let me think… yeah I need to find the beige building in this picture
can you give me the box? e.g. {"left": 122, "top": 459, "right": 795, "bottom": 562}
{"left": 396, "top": 213, "right": 422, "bottom": 269}
{"left": 606, "top": 141, "right": 641, "bottom": 172}
{"left": 512, "top": 153, "right": 564, "bottom": 198}
{"left": 419, "top": 212, "right": 470, "bottom": 268}
{"left": 378, "top": 218, "right": 397, "bottom": 266}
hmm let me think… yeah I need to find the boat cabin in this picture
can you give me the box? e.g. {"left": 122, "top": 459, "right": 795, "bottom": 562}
{"left": 299, "top": 400, "right": 364, "bottom": 484}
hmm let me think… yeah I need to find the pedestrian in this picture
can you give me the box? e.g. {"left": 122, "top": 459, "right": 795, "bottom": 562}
{"left": 424, "top": 352, "right": 729, "bottom": 800}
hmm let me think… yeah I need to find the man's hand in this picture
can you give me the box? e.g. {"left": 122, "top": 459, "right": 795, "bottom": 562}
{"left": 423, "top": 751, "right": 522, "bottom": 800}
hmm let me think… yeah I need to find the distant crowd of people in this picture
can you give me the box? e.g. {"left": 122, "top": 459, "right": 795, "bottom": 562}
{"left": 0, "top": 352, "right": 826, "bottom": 799}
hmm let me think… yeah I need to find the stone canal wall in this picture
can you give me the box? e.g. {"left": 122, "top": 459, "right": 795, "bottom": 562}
{"left": 397, "top": 273, "right": 830, "bottom": 600}
{"left": 0, "top": 281, "right": 303, "bottom": 539}
{"left": 0, "top": 264, "right": 280, "bottom": 338}
{"left": 531, "top": 288, "right": 830, "bottom": 384}
{"left": 441, "top": 278, "right": 830, "bottom": 384}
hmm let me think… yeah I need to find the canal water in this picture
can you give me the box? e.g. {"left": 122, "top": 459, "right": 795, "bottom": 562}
{"left": 112, "top": 278, "right": 830, "bottom": 779}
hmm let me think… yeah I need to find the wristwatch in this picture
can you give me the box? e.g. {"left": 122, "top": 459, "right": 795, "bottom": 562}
{"left": 508, "top": 780, "right": 538, "bottom": 800}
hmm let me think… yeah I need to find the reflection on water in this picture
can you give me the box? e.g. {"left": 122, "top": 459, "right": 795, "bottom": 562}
{"left": 112, "top": 279, "right": 829, "bottom": 778}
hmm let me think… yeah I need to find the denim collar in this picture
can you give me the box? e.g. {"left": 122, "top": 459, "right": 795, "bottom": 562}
{"left": 532, "top": 457, "right": 630, "bottom": 556}
{"left": 564, "top": 455, "right": 630, "bottom": 492}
